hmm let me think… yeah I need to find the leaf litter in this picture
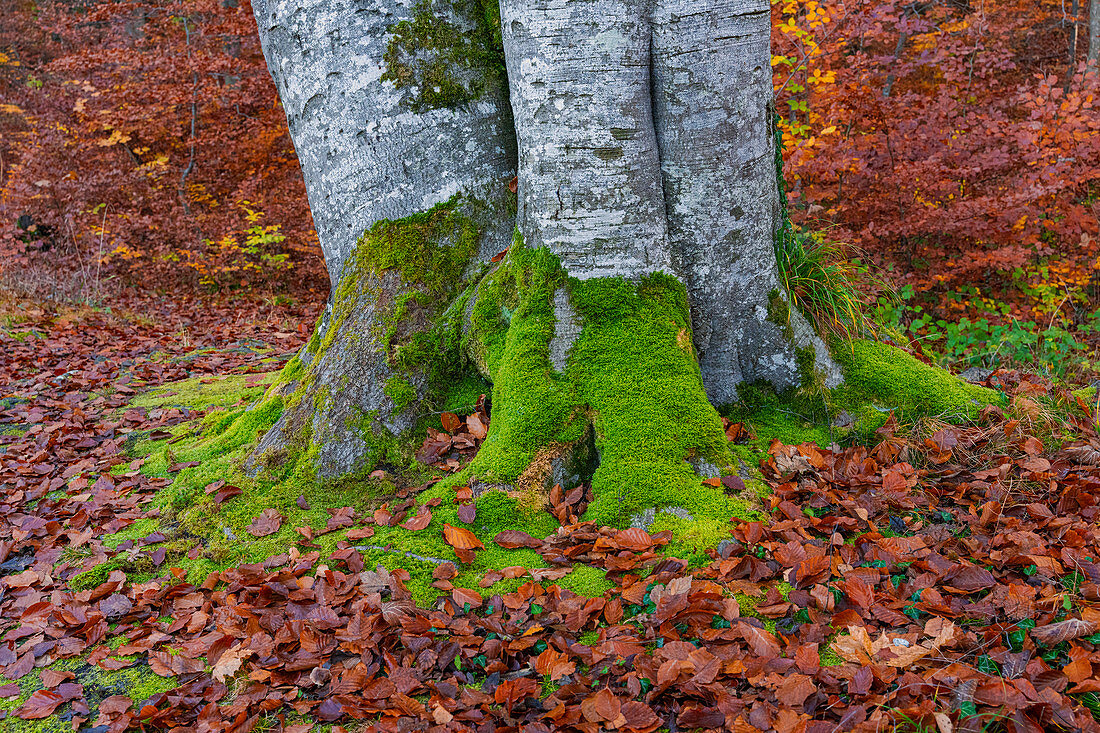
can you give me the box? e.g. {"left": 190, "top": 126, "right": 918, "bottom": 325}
{"left": 3, "top": 303, "right": 1100, "bottom": 730}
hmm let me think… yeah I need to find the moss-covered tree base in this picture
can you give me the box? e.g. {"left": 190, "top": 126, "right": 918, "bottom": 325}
{"left": 247, "top": 195, "right": 495, "bottom": 484}
{"left": 73, "top": 238, "right": 1008, "bottom": 611}
{"left": 460, "top": 243, "right": 749, "bottom": 526}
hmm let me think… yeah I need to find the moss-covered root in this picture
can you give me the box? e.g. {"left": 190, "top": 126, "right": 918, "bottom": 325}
{"left": 249, "top": 197, "right": 485, "bottom": 481}
{"left": 463, "top": 244, "right": 755, "bottom": 530}
{"left": 831, "top": 338, "right": 1002, "bottom": 425}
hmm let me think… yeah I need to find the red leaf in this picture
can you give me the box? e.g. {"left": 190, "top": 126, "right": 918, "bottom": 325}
{"left": 16, "top": 690, "right": 65, "bottom": 720}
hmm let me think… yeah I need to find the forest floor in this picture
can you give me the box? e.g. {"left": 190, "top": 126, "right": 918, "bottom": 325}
{"left": 3, "top": 293, "right": 1100, "bottom": 732}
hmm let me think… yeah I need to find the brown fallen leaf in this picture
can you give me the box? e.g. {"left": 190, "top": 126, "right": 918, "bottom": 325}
{"left": 534, "top": 647, "right": 576, "bottom": 681}
{"left": 775, "top": 673, "right": 816, "bottom": 708}
{"left": 400, "top": 506, "right": 432, "bottom": 531}
{"left": 494, "top": 530, "right": 542, "bottom": 549}
{"left": 246, "top": 508, "right": 283, "bottom": 537}
{"left": 441, "top": 411, "right": 461, "bottom": 433}
{"left": 443, "top": 523, "right": 484, "bottom": 563}
{"left": 1031, "top": 618, "right": 1097, "bottom": 646}
{"left": 466, "top": 411, "right": 488, "bottom": 439}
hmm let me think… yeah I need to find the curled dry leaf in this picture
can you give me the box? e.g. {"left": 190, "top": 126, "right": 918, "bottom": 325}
{"left": 400, "top": 507, "right": 432, "bottom": 531}
{"left": 1031, "top": 618, "right": 1097, "bottom": 646}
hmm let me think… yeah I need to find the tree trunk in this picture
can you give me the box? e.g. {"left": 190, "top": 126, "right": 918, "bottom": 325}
{"left": 250, "top": 0, "right": 839, "bottom": 521}
{"left": 250, "top": 0, "right": 515, "bottom": 478}
{"left": 1090, "top": 0, "right": 1100, "bottom": 68}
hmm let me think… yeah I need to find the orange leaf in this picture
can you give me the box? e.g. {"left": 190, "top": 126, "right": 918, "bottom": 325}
{"left": 441, "top": 412, "right": 461, "bottom": 433}
{"left": 443, "top": 524, "right": 484, "bottom": 562}
{"left": 614, "top": 527, "right": 655, "bottom": 552}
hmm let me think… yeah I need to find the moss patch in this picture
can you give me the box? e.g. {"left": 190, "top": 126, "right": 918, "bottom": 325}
{"left": 831, "top": 338, "right": 1001, "bottom": 422}
{"left": 382, "top": 0, "right": 505, "bottom": 112}
{"left": 463, "top": 243, "right": 750, "bottom": 529}
{"left": 128, "top": 372, "right": 277, "bottom": 411}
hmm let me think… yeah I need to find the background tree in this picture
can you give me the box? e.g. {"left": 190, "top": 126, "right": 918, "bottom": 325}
{"left": 249, "top": 0, "right": 837, "bottom": 519}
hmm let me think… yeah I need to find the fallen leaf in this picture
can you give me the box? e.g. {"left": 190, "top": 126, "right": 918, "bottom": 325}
{"left": 246, "top": 508, "right": 283, "bottom": 537}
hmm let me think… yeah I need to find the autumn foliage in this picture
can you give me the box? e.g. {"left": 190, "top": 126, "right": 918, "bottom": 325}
{"left": 774, "top": 0, "right": 1100, "bottom": 322}
{"left": 0, "top": 0, "right": 322, "bottom": 296}
{"left": 2, "top": 0, "right": 1098, "bottom": 321}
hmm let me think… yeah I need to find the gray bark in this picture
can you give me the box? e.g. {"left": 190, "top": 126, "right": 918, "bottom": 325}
{"left": 1090, "top": 0, "right": 1100, "bottom": 67}
{"left": 252, "top": 0, "right": 516, "bottom": 282}
{"left": 652, "top": 0, "right": 839, "bottom": 402}
{"left": 251, "top": 0, "right": 516, "bottom": 477}
{"left": 499, "top": 0, "right": 839, "bottom": 404}
{"left": 500, "top": 0, "right": 673, "bottom": 278}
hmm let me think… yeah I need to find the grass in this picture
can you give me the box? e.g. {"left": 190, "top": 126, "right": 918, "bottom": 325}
{"left": 775, "top": 225, "right": 881, "bottom": 340}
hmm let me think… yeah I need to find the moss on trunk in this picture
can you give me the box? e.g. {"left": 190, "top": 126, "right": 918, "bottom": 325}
{"left": 458, "top": 241, "right": 756, "bottom": 528}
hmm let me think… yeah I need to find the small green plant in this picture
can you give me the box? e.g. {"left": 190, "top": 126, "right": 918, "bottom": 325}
{"left": 872, "top": 286, "right": 1100, "bottom": 380}
{"left": 179, "top": 202, "right": 293, "bottom": 290}
{"left": 774, "top": 225, "right": 879, "bottom": 339}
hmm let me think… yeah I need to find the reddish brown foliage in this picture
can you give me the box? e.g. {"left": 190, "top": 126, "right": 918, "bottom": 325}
{"left": 0, "top": 0, "right": 323, "bottom": 295}
{"left": 775, "top": 0, "right": 1100, "bottom": 316}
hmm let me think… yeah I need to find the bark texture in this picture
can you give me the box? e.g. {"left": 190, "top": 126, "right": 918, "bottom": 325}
{"left": 251, "top": 0, "right": 516, "bottom": 477}
{"left": 500, "top": 0, "right": 673, "bottom": 279}
{"left": 252, "top": 0, "right": 515, "bottom": 281}
{"left": 1090, "top": 0, "right": 1100, "bottom": 67}
{"left": 499, "top": 0, "right": 839, "bottom": 404}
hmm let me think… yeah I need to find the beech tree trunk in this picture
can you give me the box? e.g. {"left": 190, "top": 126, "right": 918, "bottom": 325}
{"left": 1090, "top": 0, "right": 1100, "bottom": 67}
{"left": 251, "top": 0, "right": 840, "bottom": 513}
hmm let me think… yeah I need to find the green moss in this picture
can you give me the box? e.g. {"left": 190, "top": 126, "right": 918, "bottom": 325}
{"left": 819, "top": 639, "right": 846, "bottom": 667}
{"left": 465, "top": 250, "right": 583, "bottom": 482}
{"left": 649, "top": 511, "right": 745, "bottom": 568}
{"left": 557, "top": 565, "right": 615, "bottom": 599}
{"left": 724, "top": 333, "right": 1006, "bottom": 467}
{"left": 354, "top": 201, "right": 479, "bottom": 299}
{"left": 466, "top": 251, "right": 520, "bottom": 379}
{"left": 577, "top": 630, "right": 600, "bottom": 646}
{"left": 1073, "top": 385, "right": 1096, "bottom": 403}
{"left": 795, "top": 346, "right": 817, "bottom": 388}
{"left": 440, "top": 372, "right": 492, "bottom": 416}
{"left": 832, "top": 339, "right": 1002, "bottom": 422}
{"left": 384, "top": 377, "right": 417, "bottom": 413}
{"left": 767, "top": 288, "right": 793, "bottom": 340}
{"left": 382, "top": 0, "right": 505, "bottom": 112}
{"left": 570, "top": 274, "right": 735, "bottom": 525}
{"left": 101, "top": 517, "right": 159, "bottom": 549}
{"left": 128, "top": 372, "right": 277, "bottom": 411}
{"left": 462, "top": 244, "right": 746, "bottom": 529}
